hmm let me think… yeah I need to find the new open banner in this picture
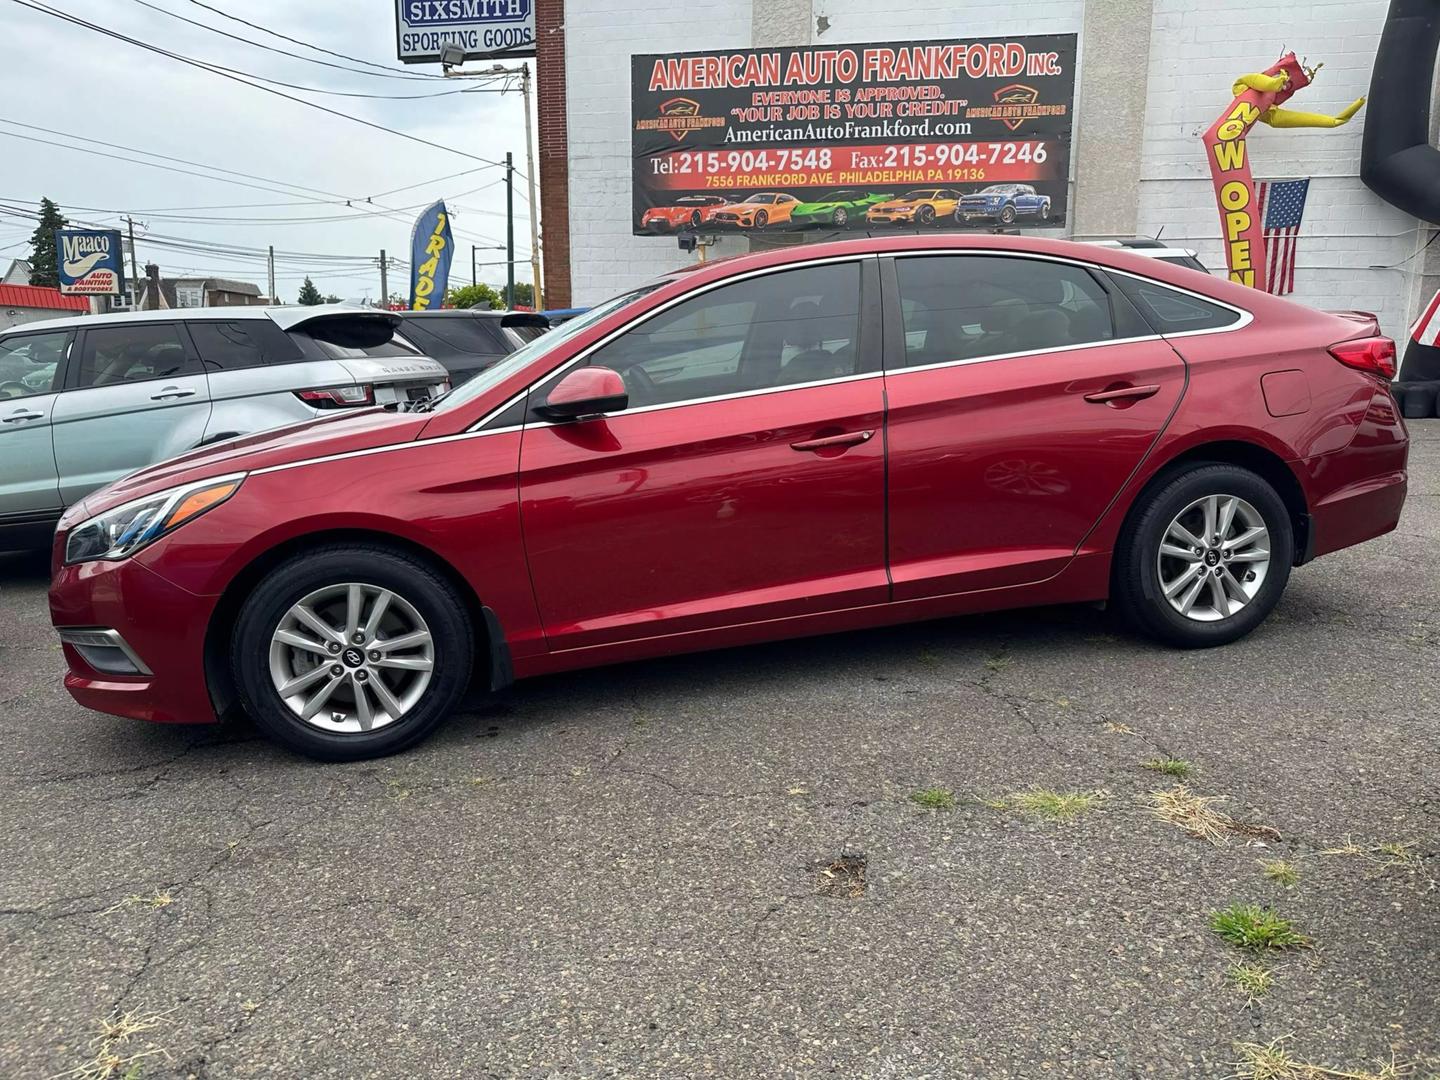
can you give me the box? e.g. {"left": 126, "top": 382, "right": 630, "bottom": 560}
{"left": 631, "top": 35, "right": 1076, "bottom": 236}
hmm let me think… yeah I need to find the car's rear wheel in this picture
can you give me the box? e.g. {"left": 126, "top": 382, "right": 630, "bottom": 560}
{"left": 1113, "top": 464, "right": 1293, "bottom": 648}
{"left": 232, "top": 544, "right": 472, "bottom": 760}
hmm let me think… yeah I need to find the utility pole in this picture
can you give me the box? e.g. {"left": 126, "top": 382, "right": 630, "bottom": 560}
{"left": 505, "top": 151, "right": 515, "bottom": 308}
{"left": 266, "top": 244, "right": 276, "bottom": 305}
{"left": 125, "top": 216, "right": 140, "bottom": 307}
{"left": 471, "top": 244, "right": 477, "bottom": 287}
{"left": 521, "top": 64, "right": 542, "bottom": 310}
{"left": 379, "top": 249, "right": 388, "bottom": 309}
{"left": 440, "top": 60, "right": 542, "bottom": 310}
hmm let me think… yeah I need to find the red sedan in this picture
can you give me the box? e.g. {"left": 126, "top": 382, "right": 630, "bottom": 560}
{"left": 50, "top": 235, "right": 1408, "bottom": 760}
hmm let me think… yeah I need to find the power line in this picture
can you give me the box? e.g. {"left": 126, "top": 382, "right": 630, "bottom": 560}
{"left": 123, "top": 0, "right": 446, "bottom": 82}
{"left": 182, "top": 0, "right": 448, "bottom": 80}
{"left": 9, "top": 0, "right": 510, "bottom": 165}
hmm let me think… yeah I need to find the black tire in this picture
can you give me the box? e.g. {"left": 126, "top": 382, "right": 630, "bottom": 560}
{"left": 917, "top": 204, "right": 936, "bottom": 226}
{"left": 1113, "top": 464, "right": 1294, "bottom": 649}
{"left": 999, "top": 204, "right": 1017, "bottom": 225}
{"left": 231, "top": 544, "right": 473, "bottom": 761}
{"left": 1398, "top": 381, "right": 1438, "bottom": 419}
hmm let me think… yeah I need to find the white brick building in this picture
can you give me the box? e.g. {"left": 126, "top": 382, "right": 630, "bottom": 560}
{"left": 546, "top": 0, "right": 1436, "bottom": 347}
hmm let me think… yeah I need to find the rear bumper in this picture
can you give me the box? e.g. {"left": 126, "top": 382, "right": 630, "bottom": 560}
{"left": 1308, "top": 468, "right": 1408, "bottom": 560}
{"left": 49, "top": 554, "right": 220, "bottom": 725}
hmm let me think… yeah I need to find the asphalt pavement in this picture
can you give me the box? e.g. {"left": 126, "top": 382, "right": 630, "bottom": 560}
{"left": 2, "top": 424, "right": 1437, "bottom": 1079}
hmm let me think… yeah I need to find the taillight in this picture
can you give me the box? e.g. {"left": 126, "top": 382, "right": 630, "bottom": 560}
{"left": 1328, "top": 336, "right": 1397, "bottom": 380}
{"left": 296, "top": 384, "right": 375, "bottom": 408}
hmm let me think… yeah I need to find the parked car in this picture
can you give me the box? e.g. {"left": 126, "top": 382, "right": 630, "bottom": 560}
{"left": 712, "top": 193, "right": 800, "bottom": 229}
{"left": 639, "top": 195, "right": 730, "bottom": 233}
{"left": 866, "top": 189, "right": 963, "bottom": 226}
{"left": 958, "top": 184, "right": 1052, "bottom": 225}
{"left": 396, "top": 310, "right": 549, "bottom": 386}
{"left": 1, "top": 306, "right": 448, "bottom": 550}
{"left": 789, "top": 190, "right": 892, "bottom": 228}
{"left": 50, "top": 235, "right": 1407, "bottom": 761}
{"left": 1087, "top": 238, "right": 1209, "bottom": 273}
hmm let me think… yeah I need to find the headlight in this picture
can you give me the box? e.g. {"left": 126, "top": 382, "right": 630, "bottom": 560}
{"left": 65, "top": 474, "right": 245, "bottom": 564}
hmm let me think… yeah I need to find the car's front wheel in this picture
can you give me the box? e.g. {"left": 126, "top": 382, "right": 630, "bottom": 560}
{"left": 999, "top": 205, "right": 1017, "bottom": 225}
{"left": 1113, "top": 464, "right": 1293, "bottom": 648}
{"left": 232, "top": 544, "right": 473, "bottom": 760}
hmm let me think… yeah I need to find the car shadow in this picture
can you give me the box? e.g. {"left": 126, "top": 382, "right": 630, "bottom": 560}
{"left": 0, "top": 549, "right": 51, "bottom": 585}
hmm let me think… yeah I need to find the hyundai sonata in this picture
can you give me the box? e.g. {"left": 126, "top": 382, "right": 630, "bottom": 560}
{"left": 50, "top": 236, "right": 1408, "bottom": 760}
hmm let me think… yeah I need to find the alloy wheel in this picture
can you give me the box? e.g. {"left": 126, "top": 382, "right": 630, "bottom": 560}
{"left": 268, "top": 583, "right": 435, "bottom": 733}
{"left": 1156, "top": 494, "right": 1271, "bottom": 622}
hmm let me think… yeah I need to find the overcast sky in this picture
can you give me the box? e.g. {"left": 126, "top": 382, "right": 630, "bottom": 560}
{"left": 1, "top": 0, "right": 534, "bottom": 305}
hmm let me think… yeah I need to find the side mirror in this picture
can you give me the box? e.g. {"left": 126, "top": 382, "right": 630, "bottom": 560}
{"left": 533, "top": 366, "right": 628, "bottom": 422}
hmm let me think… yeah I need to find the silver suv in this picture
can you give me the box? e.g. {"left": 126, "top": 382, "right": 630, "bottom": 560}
{"left": 0, "top": 305, "right": 448, "bottom": 550}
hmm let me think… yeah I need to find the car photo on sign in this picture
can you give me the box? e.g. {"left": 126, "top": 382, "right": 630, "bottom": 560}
{"left": 959, "top": 183, "right": 1053, "bottom": 225}
{"left": 711, "top": 193, "right": 800, "bottom": 229}
{"left": 639, "top": 194, "right": 730, "bottom": 233}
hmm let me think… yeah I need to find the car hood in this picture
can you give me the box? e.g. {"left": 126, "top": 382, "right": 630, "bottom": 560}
{"left": 872, "top": 200, "right": 918, "bottom": 211}
{"left": 73, "top": 408, "right": 431, "bottom": 519}
{"left": 962, "top": 192, "right": 1003, "bottom": 200}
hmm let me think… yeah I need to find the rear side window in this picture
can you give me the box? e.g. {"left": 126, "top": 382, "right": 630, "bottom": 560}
{"left": 405, "top": 317, "right": 511, "bottom": 356}
{"left": 301, "top": 317, "right": 421, "bottom": 359}
{"left": 74, "top": 323, "right": 199, "bottom": 388}
{"left": 1114, "top": 276, "right": 1240, "bottom": 333}
{"left": 189, "top": 320, "right": 303, "bottom": 371}
{"left": 893, "top": 255, "right": 1114, "bottom": 368}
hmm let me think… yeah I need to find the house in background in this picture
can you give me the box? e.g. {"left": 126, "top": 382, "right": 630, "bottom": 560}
{"left": 2, "top": 259, "right": 33, "bottom": 286}
{"left": 129, "top": 275, "right": 268, "bottom": 311}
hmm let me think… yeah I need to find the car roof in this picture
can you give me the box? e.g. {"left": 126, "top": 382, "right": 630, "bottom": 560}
{"left": 0, "top": 303, "right": 394, "bottom": 337}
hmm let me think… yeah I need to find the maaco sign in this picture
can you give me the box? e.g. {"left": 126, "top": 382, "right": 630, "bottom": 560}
{"left": 56, "top": 229, "right": 125, "bottom": 296}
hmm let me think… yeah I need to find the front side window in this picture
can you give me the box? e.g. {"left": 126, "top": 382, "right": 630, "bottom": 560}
{"left": 0, "top": 330, "right": 68, "bottom": 399}
{"left": 75, "top": 323, "right": 197, "bottom": 388}
{"left": 576, "top": 262, "right": 862, "bottom": 409}
{"left": 190, "top": 320, "right": 303, "bottom": 370}
{"left": 894, "top": 255, "right": 1115, "bottom": 368}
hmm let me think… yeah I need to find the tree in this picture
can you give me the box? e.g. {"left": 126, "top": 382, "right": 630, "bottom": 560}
{"left": 323, "top": 293, "right": 342, "bottom": 304}
{"left": 445, "top": 282, "right": 502, "bottom": 310}
{"left": 297, "top": 277, "right": 324, "bottom": 305}
{"left": 28, "top": 197, "right": 69, "bottom": 288}
{"left": 502, "top": 281, "right": 535, "bottom": 309}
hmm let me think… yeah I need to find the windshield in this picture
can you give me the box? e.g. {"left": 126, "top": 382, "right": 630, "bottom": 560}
{"left": 427, "top": 286, "right": 658, "bottom": 413}
{"left": 900, "top": 190, "right": 935, "bottom": 200}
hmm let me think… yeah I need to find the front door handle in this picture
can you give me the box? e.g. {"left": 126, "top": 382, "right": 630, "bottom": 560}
{"left": 1083, "top": 384, "right": 1161, "bottom": 404}
{"left": 150, "top": 386, "right": 197, "bottom": 401}
{"left": 2, "top": 409, "right": 44, "bottom": 423}
{"left": 790, "top": 429, "right": 875, "bottom": 452}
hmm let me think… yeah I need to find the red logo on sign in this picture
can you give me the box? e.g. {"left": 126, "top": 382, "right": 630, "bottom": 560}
{"left": 659, "top": 97, "right": 700, "bottom": 142}
{"left": 993, "top": 83, "right": 1039, "bottom": 131}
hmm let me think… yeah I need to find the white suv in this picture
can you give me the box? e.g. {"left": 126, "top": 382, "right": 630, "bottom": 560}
{"left": 0, "top": 305, "right": 448, "bottom": 550}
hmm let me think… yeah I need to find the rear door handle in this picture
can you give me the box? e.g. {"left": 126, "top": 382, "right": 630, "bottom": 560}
{"left": 150, "top": 386, "right": 198, "bottom": 401}
{"left": 790, "top": 429, "right": 875, "bottom": 452}
{"left": 1083, "top": 384, "right": 1161, "bottom": 404}
{"left": 2, "top": 409, "right": 44, "bottom": 423}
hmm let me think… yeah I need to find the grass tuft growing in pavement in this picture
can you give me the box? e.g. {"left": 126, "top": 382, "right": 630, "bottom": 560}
{"left": 1143, "top": 757, "right": 1195, "bottom": 778}
{"left": 983, "top": 654, "right": 1012, "bottom": 673}
{"left": 1210, "top": 904, "right": 1311, "bottom": 952}
{"left": 1147, "top": 785, "right": 1280, "bottom": 846}
{"left": 1232, "top": 1035, "right": 1411, "bottom": 1079}
{"left": 58, "top": 1009, "right": 174, "bottom": 1080}
{"left": 1260, "top": 859, "right": 1300, "bottom": 887}
{"left": 1226, "top": 961, "right": 1275, "bottom": 1005}
{"left": 986, "top": 788, "right": 1105, "bottom": 821}
{"left": 102, "top": 891, "right": 174, "bottom": 915}
{"left": 910, "top": 787, "right": 956, "bottom": 810}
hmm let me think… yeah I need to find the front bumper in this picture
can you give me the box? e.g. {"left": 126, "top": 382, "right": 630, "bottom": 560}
{"left": 50, "top": 552, "right": 221, "bottom": 725}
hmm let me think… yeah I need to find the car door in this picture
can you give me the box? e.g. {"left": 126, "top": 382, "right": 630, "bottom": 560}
{"left": 51, "top": 321, "right": 212, "bottom": 503}
{"left": 0, "top": 328, "right": 69, "bottom": 522}
{"left": 518, "top": 258, "right": 887, "bottom": 653}
{"left": 882, "top": 252, "right": 1187, "bottom": 599}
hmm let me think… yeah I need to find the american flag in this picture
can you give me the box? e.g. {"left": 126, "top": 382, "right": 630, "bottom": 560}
{"left": 1255, "top": 179, "right": 1310, "bottom": 295}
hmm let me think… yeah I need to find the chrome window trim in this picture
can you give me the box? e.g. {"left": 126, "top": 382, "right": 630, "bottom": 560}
{"left": 465, "top": 252, "right": 880, "bottom": 433}
{"left": 882, "top": 249, "right": 1252, "bottom": 376}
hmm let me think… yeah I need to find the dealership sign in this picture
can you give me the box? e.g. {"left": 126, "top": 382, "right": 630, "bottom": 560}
{"left": 55, "top": 228, "right": 125, "bottom": 296}
{"left": 631, "top": 36, "right": 1076, "bottom": 236}
{"left": 394, "top": 0, "right": 534, "bottom": 63}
